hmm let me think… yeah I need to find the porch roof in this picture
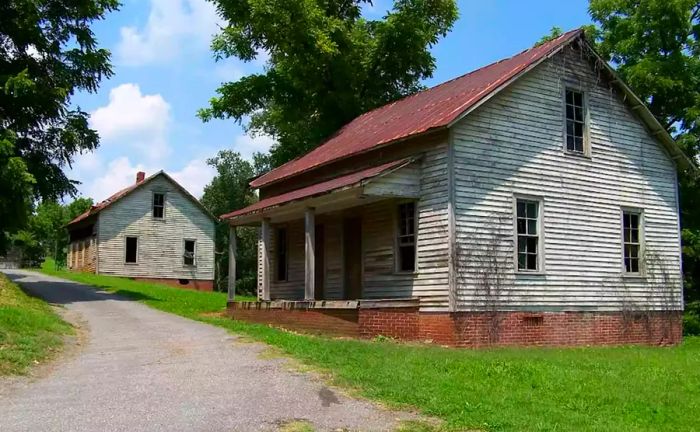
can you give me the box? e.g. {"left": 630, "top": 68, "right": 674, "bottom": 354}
{"left": 221, "top": 158, "right": 412, "bottom": 223}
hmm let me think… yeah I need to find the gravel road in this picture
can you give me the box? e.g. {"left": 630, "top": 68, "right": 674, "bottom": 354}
{"left": 0, "top": 270, "right": 413, "bottom": 432}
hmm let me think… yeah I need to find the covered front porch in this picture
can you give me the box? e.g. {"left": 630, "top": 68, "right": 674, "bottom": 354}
{"left": 224, "top": 158, "right": 427, "bottom": 305}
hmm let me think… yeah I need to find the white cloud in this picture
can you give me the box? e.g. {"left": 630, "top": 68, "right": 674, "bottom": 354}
{"left": 170, "top": 159, "right": 216, "bottom": 198}
{"left": 117, "top": 0, "right": 223, "bottom": 66}
{"left": 232, "top": 133, "right": 275, "bottom": 160}
{"left": 90, "top": 83, "right": 171, "bottom": 161}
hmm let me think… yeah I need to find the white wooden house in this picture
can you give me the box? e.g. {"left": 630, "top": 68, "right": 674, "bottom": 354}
{"left": 66, "top": 171, "right": 216, "bottom": 291}
{"left": 222, "top": 30, "right": 695, "bottom": 346}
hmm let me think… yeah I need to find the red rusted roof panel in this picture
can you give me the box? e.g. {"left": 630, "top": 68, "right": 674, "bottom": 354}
{"left": 221, "top": 159, "right": 410, "bottom": 220}
{"left": 251, "top": 29, "right": 582, "bottom": 188}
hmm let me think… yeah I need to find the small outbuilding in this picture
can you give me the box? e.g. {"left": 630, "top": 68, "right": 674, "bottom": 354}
{"left": 66, "top": 171, "right": 216, "bottom": 291}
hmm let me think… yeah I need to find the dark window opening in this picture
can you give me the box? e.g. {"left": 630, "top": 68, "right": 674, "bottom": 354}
{"left": 276, "top": 228, "right": 287, "bottom": 281}
{"left": 178, "top": 279, "right": 190, "bottom": 285}
{"left": 125, "top": 237, "right": 138, "bottom": 263}
{"left": 623, "top": 211, "right": 641, "bottom": 273}
{"left": 153, "top": 193, "right": 165, "bottom": 218}
{"left": 397, "top": 202, "right": 416, "bottom": 272}
{"left": 565, "top": 89, "right": 585, "bottom": 153}
{"left": 517, "top": 199, "right": 539, "bottom": 271}
{"left": 184, "top": 240, "right": 196, "bottom": 266}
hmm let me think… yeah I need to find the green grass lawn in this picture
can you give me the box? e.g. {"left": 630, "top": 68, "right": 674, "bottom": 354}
{"left": 39, "top": 261, "right": 700, "bottom": 431}
{"left": 0, "top": 272, "right": 72, "bottom": 375}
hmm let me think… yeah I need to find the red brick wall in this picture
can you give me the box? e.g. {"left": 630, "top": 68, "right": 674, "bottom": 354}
{"left": 228, "top": 304, "right": 360, "bottom": 337}
{"left": 358, "top": 307, "right": 419, "bottom": 340}
{"left": 134, "top": 277, "right": 214, "bottom": 291}
{"left": 226, "top": 304, "right": 683, "bottom": 347}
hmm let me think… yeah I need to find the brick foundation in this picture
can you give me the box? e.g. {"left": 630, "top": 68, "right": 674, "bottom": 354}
{"left": 227, "top": 301, "right": 683, "bottom": 347}
{"left": 134, "top": 277, "right": 214, "bottom": 291}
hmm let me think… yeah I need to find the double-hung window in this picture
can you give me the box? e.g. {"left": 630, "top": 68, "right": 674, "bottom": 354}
{"left": 153, "top": 192, "right": 165, "bottom": 219}
{"left": 397, "top": 202, "right": 417, "bottom": 272}
{"left": 622, "top": 210, "right": 642, "bottom": 274}
{"left": 183, "top": 240, "right": 196, "bottom": 266}
{"left": 516, "top": 199, "right": 541, "bottom": 272}
{"left": 565, "top": 88, "right": 586, "bottom": 154}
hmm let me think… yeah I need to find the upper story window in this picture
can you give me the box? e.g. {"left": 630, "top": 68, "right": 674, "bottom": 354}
{"left": 622, "top": 210, "right": 642, "bottom": 274}
{"left": 565, "top": 89, "right": 586, "bottom": 154}
{"left": 153, "top": 192, "right": 165, "bottom": 219}
{"left": 276, "top": 227, "right": 288, "bottom": 281}
{"left": 183, "top": 239, "right": 196, "bottom": 266}
{"left": 516, "top": 198, "right": 542, "bottom": 272}
{"left": 397, "top": 202, "right": 417, "bottom": 272}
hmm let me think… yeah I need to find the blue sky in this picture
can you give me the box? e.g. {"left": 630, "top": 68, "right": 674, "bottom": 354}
{"left": 69, "top": 0, "right": 591, "bottom": 201}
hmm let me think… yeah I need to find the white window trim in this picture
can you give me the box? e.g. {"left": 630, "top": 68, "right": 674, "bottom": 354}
{"left": 183, "top": 238, "right": 197, "bottom": 267}
{"left": 152, "top": 191, "right": 166, "bottom": 220}
{"left": 124, "top": 236, "right": 139, "bottom": 265}
{"left": 621, "top": 207, "right": 645, "bottom": 277}
{"left": 394, "top": 200, "right": 419, "bottom": 274}
{"left": 513, "top": 195, "right": 546, "bottom": 275}
{"left": 562, "top": 85, "right": 591, "bottom": 157}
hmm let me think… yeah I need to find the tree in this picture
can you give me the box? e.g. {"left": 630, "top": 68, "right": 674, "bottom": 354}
{"left": 200, "top": 150, "right": 258, "bottom": 293}
{"left": 0, "top": 0, "right": 118, "bottom": 246}
{"left": 200, "top": 0, "right": 458, "bottom": 168}
{"left": 588, "top": 0, "right": 700, "bottom": 308}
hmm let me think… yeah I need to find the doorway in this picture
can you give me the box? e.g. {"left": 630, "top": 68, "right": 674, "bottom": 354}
{"left": 343, "top": 218, "right": 362, "bottom": 300}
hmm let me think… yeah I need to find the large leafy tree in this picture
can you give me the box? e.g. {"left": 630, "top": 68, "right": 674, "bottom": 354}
{"left": 200, "top": 150, "right": 258, "bottom": 293}
{"left": 200, "top": 0, "right": 458, "bottom": 167}
{"left": 0, "top": 0, "right": 118, "bottom": 249}
{"left": 589, "top": 0, "right": 700, "bottom": 303}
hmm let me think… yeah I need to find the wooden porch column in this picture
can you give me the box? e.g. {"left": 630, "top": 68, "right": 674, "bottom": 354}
{"left": 261, "top": 218, "right": 271, "bottom": 301}
{"left": 304, "top": 208, "right": 315, "bottom": 301}
{"left": 227, "top": 225, "right": 236, "bottom": 302}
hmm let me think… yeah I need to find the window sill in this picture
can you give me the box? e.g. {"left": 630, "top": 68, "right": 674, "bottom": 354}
{"left": 394, "top": 271, "right": 419, "bottom": 277}
{"left": 563, "top": 150, "right": 591, "bottom": 160}
{"left": 515, "top": 271, "right": 546, "bottom": 277}
{"left": 152, "top": 217, "right": 166, "bottom": 221}
{"left": 125, "top": 262, "right": 138, "bottom": 265}
{"left": 622, "top": 273, "right": 646, "bottom": 280}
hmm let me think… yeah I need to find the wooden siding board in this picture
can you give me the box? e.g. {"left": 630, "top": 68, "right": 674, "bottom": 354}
{"left": 451, "top": 45, "right": 682, "bottom": 311}
{"left": 97, "top": 176, "right": 215, "bottom": 281}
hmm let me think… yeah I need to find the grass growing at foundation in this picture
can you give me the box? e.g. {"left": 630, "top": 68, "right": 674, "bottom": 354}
{"left": 39, "top": 261, "right": 700, "bottom": 431}
{"left": 0, "top": 273, "right": 72, "bottom": 375}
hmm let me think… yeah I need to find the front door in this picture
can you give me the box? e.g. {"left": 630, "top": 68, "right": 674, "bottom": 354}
{"left": 343, "top": 218, "right": 362, "bottom": 300}
{"left": 314, "top": 224, "right": 325, "bottom": 300}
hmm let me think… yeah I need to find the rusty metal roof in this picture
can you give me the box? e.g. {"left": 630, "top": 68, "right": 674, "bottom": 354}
{"left": 221, "top": 158, "right": 411, "bottom": 220}
{"left": 250, "top": 29, "right": 583, "bottom": 189}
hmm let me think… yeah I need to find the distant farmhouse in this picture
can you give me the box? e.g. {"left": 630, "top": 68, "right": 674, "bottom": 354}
{"left": 66, "top": 171, "right": 216, "bottom": 291}
{"left": 223, "top": 29, "right": 695, "bottom": 347}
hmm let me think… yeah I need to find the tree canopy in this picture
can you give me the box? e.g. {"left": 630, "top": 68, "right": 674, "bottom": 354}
{"left": 0, "top": 0, "right": 118, "bottom": 249}
{"left": 200, "top": 0, "right": 458, "bottom": 167}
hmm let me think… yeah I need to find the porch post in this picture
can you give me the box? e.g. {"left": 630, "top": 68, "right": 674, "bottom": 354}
{"left": 227, "top": 225, "right": 237, "bottom": 302}
{"left": 261, "top": 218, "right": 271, "bottom": 301}
{"left": 304, "top": 208, "right": 315, "bottom": 300}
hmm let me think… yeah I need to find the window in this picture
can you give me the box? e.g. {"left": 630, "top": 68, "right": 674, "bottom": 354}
{"left": 565, "top": 89, "right": 586, "bottom": 153}
{"left": 397, "top": 202, "right": 417, "bottom": 272}
{"left": 125, "top": 236, "right": 138, "bottom": 263}
{"left": 622, "top": 210, "right": 642, "bottom": 274}
{"left": 516, "top": 199, "right": 541, "bottom": 272}
{"left": 153, "top": 192, "right": 165, "bottom": 219}
{"left": 276, "top": 228, "right": 287, "bottom": 281}
{"left": 183, "top": 240, "right": 196, "bottom": 266}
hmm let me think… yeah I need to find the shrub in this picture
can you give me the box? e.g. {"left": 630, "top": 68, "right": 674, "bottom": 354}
{"left": 684, "top": 301, "right": 700, "bottom": 336}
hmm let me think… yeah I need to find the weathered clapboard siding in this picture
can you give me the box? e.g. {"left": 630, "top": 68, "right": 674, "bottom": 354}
{"left": 452, "top": 44, "right": 681, "bottom": 311}
{"left": 265, "top": 144, "right": 450, "bottom": 309}
{"left": 362, "top": 163, "right": 421, "bottom": 198}
{"left": 97, "top": 176, "right": 215, "bottom": 281}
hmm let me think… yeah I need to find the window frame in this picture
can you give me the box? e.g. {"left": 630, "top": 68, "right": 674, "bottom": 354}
{"left": 562, "top": 86, "right": 590, "bottom": 157}
{"left": 275, "top": 226, "right": 288, "bottom": 282}
{"left": 124, "top": 236, "right": 139, "bottom": 264}
{"left": 152, "top": 191, "right": 166, "bottom": 220}
{"left": 513, "top": 195, "right": 545, "bottom": 274}
{"left": 621, "top": 207, "right": 644, "bottom": 277}
{"left": 183, "top": 239, "right": 196, "bottom": 267}
{"left": 394, "top": 201, "right": 418, "bottom": 274}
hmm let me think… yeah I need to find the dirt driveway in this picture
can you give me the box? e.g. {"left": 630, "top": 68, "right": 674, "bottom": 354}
{"left": 0, "top": 270, "right": 414, "bottom": 432}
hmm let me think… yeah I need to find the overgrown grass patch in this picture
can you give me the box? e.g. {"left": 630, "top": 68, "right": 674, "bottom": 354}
{"left": 0, "top": 272, "right": 72, "bottom": 375}
{"left": 39, "top": 262, "right": 700, "bottom": 431}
